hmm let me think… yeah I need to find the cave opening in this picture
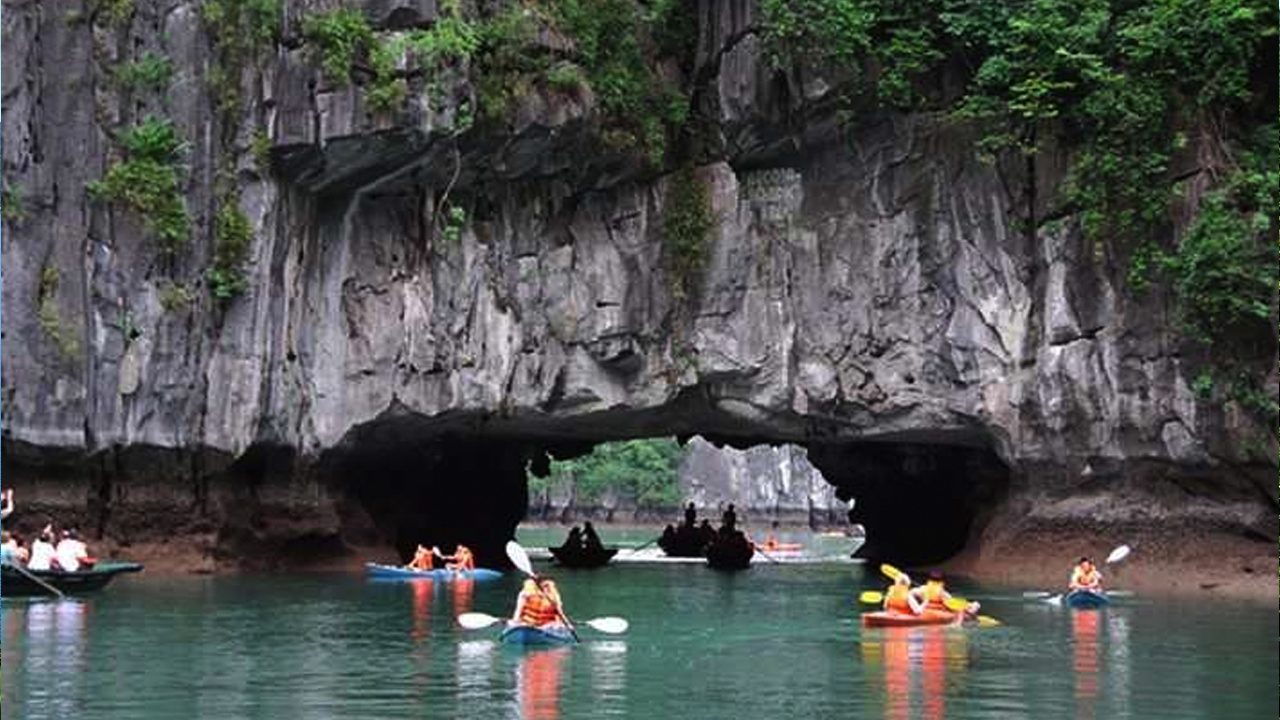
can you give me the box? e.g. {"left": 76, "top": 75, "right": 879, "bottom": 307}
{"left": 323, "top": 417, "right": 1011, "bottom": 570}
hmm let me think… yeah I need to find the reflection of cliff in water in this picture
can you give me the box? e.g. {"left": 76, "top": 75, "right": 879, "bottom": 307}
{"left": 528, "top": 437, "right": 849, "bottom": 527}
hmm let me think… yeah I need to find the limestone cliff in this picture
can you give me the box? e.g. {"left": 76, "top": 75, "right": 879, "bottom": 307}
{"left": 3, "top": 0, "right": 1274, "bottom": 575}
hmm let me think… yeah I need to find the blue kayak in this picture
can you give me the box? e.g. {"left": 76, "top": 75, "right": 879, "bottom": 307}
{"left": 500, "top": 624, "right": 576, "bottom": 646}
{"left": 1065, "top": 589, "right": 1110, "bottom": 608}
{"left": 364, "top": 563, "right": 502, "bottom": 581}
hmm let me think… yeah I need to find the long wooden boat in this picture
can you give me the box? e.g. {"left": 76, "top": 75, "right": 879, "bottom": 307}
{"left": 1, "top": 561, "right": 144, "bottom": 598}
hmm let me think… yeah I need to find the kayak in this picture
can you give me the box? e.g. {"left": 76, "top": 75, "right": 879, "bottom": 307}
{"left": 861, "top": 609, "right": 963, "bottom": 628}
{"left": 757, "top": 543, "right": 804, "bottom": 553}
{"left": 1065, "top": 589, "right": 1110, "bottom": 609}
{"left": 500, "top": 623, "right": 576, "bottom": 646}
{"left": 364, "top": 563, "right": 502, "bottom": 581}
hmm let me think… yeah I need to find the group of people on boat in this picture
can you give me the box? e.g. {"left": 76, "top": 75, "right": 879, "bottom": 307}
{"left": 405, "top": 543, "right": 475, "bottom": 572}
{"left": 2, "top": 524, "right": 94, "bottom": 572}
{"left": 659, "top": 502, "right": 752, "bottom": 555}
{"left": 556, "top": 522, "right": 605, "bottom": 554}
{"left": 1, "top": 489, "right": 97, "bottom": 573}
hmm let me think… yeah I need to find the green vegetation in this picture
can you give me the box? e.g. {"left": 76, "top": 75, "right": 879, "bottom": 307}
{"left": 302, "top": 8, "right": 372, "bottom": 84}
{"left": 88, "top": 117, "right": 189, "bottom": 251}
{"left": 158, "top": 281, "right": 194, "bottom": 313}
{"left": 37, "top": 265, "right": 80, "bottom": 362}
{"left": 115, "top": 53, "right": 172, "bottom": 91}
{"left": 202, "top": 0, "right": 281, "bottom": 118}
{"left": 207, "top": 201, "right": 253, "bottom": 301}
{"left": 529, "top": 439, "right": 684, "bottom": 507}
{"left": 2, "top": 184, "right": 25, "bottom": 222}
{"left": 95, "top": 0, "right": 133, "bottom": 26}
{"left": 250, "top": 129, "right": 273, "bottom": 173}
{"left": 760, "top": 0, "right": 1277, "bottom": 421}
{"left": 662, "top": 167, "right": 715, "bottom": 301}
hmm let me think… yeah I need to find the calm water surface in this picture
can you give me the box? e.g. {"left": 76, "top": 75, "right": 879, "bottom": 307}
{"left": 3, "top": 533, "right": 1275, "bottom": 719}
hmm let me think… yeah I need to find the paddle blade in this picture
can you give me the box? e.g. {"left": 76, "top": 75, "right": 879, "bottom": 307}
{"left": 457, "top": 612, "right": 502, "bottom": 630}
{"left": 858, "top": 590, "right": 884, "bottom": 605}
{"left": 943, "top": 597, "right": 969, "bottom": 612}
{"left": 1044, "top": 594, "right": 1063, "bottom": 606}
{"left": 1022, "top": 591, "right": 1052, "bottom": 599}
{"left": 976, "top": 615, "right": 1001, "bottom": 628}
{"left": 1105, "top": 545, "right": 1131, "bottom": 564}
{"left": 879, "top": 563, "right": 903, "bottom": 582}
{"left": 506, "top": 540, "right": 534, "bottom": 576}
{"left": 584, "top": 617, "right": 629, "bottom": 634}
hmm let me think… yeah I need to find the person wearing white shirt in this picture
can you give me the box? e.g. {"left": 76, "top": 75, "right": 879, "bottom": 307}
{"left": 55, "top": 530, "right": 89, "bottom": 572}
{"left": 29, "top": 528, "right": 58, "bottom": 571}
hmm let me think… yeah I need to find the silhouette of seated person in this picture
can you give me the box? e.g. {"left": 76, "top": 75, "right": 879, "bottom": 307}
{"left": 683, "top": 502, "right": 697, "bottom": 528}
{"left": 660, "top": 524, "right": 676, "bottom": 547}
{"left": 582, "top": 522, "right": 603, "bottom": 552}
{"left": 698, "top": 519, "right": 715, "bottom": 545}
{"left": 560, "top": 526, "right": 583, "bottom": 552}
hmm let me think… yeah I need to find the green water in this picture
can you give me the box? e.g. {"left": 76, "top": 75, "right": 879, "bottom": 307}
{"left": 2, "top": 544, "right": 1275, "bottom": 719}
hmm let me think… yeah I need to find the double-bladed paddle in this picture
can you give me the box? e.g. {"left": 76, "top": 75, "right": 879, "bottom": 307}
{"left": 457, "top": 611, "right": 628, "bottom": 634}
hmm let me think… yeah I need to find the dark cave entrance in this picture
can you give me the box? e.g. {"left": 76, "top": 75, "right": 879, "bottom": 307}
{"left": 324, "top": 417, "right": 1011, "bottom": 569}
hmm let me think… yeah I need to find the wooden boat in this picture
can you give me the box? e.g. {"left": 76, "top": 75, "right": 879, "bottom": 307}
{"left": 500, "top": 623, "right": 576, "bottom": 646}
{"left": 705, "top": 536, "right": 753, "bottom": 570}
{"left": 547, "top": 545, "right": 618, "bottom": 569}
{"left": 1, "top": 561, "right": 143, "bottom": 598}
{"left": 658, "top": 527, "right": 711, "bottom": 557}
{"left": 861, "top": 609, "right": 963, "bottom": 628}
{"left": 364, "top": 563, "right": 502, "bottom": 581}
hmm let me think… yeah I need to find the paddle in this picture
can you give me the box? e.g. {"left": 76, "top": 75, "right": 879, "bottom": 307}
{"left": 752, "top": 543, "right": 782, "bottom": 564}
{"left": 4, "top": 561, "right": 65, "bottom": 599}
{"left": 630, "top": 536, "right": 662, "bottom": 552}
{"left": 458, "top": 611, "right": 628, "bottom": 634}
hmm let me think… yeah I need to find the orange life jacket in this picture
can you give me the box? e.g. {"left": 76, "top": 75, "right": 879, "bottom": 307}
{"left": 454, "top": 547, "right": 475, "bottom": 570}
{"left": 919, "top": 581, "right": 948, "bottom": 611}
{"left": 1071, "top": 566, "right": 1100, "bottom": 589}
{"left": 885, "top": 585, "right": 915, "bottom": 614}
{"left": 519, "top": 591, "right": 559, "bottom": 626}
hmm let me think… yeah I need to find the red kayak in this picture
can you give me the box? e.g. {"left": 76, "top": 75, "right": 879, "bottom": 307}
{"left": 861, "top": 609, "right": 962, "bottom": 628}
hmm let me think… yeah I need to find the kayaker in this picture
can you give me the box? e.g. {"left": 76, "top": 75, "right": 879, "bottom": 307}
{"left": 582, "top": 522, "right": 603, "bottom": 551}
{"left": 28, "top": 526, "right": 58, "bottom": 571}
{"left": 406, "top": 544, "right": 435, "bottom": 570}
{"left": 1069, "top": 557, "right": 1102, "bottom": 591}
{"left": 911, "top": 571, "right": 979, "bottom": 615}
{"left": 55, "top": 529, "right": 91, "bottom": 572}
{"left": 512, "top": 578, "right": 566, "bottom": 628}
{"left": 883, "top": 573, "right": 924, "bottom": 615}
{"left": 441, "top": 544, "right": 476, "bottom": 572}
{"left": 762, "top": 521, "right": 781, "bottom": 551}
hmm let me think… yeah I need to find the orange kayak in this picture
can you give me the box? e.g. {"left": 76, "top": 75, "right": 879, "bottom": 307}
{"left": 757, "top": 543, "right": 804, "bottom": 552}
{"left": 861, "top": 609, "right": 962, "bottom": 628}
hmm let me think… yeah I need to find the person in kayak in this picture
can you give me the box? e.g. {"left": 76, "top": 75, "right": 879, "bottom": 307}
{"left": 1069, "top": 557, "right": 1102, "bottom": 591}
{"left": 406, "top": 544, "right": 435, "bottom": 571}
{"left": 883, "top": 573, "right": 925, "bottom": 615}
{"left": 440, "top": 544, "right": 476, "bottom": 572}
{"left": 911, "top": 571, "right": 979, "bottom": 615}
{"left": 512, "top": 577, "right": 570, "bottom": 629}
{"left": 761, "top": 521, "right": 782, "bottom": 551}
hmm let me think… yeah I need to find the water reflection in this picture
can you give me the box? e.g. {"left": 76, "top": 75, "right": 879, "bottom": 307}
{"left": 410, "top": 579, "right": 435, "bottom": 643}
{"left": 517, "top": 647, "right": 570, "bottom": 720}
{"left": 20, "top": 599, "right": 91, "bottom": 718}
{"left": 1072, "top": 610, "right": 1101, "bottom": 719}
{"left": 456, "top": 640, "right": 496, "bottom": 704}
{"left": 451, "top": 578, "right": 475, "bottom": 616}
{"left": 862, "top": 628, "right": 969, "bottom": 720}
{"left": 590, "top": 640, "right": 628, "bottom": 715}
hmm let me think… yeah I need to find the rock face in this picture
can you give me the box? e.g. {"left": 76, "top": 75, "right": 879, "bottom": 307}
{"left": 3, "top": 0, "right": 1275, "bottom": 570}
{"left": 526, "top": 437, "right": 848, "bottom": 527}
